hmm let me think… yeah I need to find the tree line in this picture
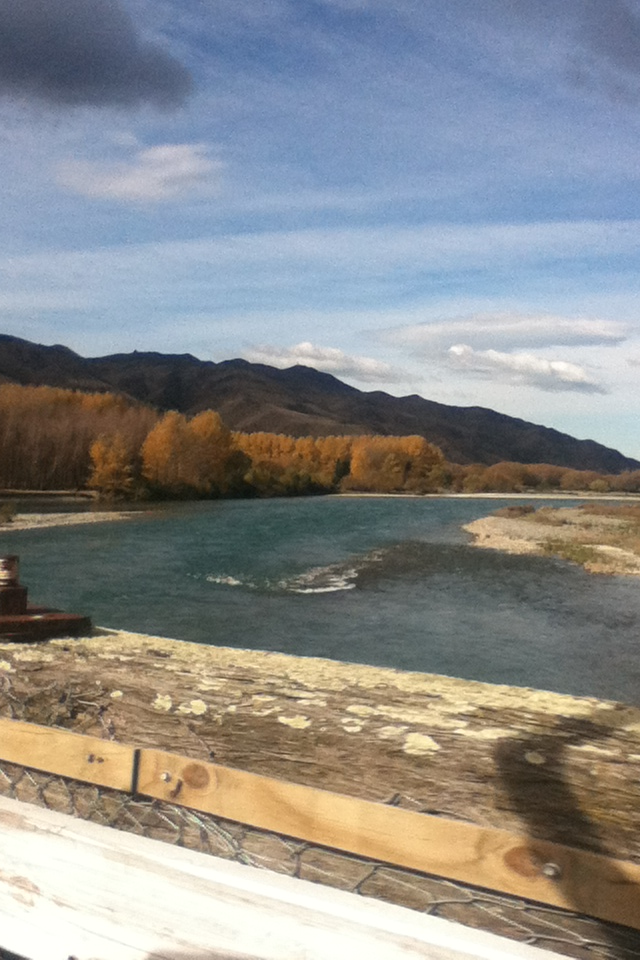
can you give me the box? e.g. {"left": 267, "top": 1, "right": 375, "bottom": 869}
{"left": 1, "top": 384, "right": 638, "bottom": 499}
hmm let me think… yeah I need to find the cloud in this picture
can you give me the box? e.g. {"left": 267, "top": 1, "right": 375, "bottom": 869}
{"left": 578, "top": 0, "right": 640, "bottom": 80}
{"left": 0, "top": 0, "right": 191, "bottom": 109}
{"left": 448, "top": 344, "right": 606, "bottom": 393}
{"left": 460, "top": 0, "right": 640, "bottom": 103}
{"left": 380, "top": 312, "right": 627, "bottom": 353}
{"left": 57, "top": 144, "right": 220, "bottom": 202}
{"left": 378, "top": 310, "right": 616, "bottom": 395}
{"left": 243, "top": 342, "right": 410, "bottom": 383}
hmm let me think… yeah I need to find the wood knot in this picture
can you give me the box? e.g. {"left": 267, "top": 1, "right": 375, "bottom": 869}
{"left": 503, "top": 845, "right": 543, "bottom": 879}
{"left": 182, "top": 763, "right": 211, "bottom": 790}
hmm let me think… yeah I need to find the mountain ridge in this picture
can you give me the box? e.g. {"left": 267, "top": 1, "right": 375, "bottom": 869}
{"left": 0, "top": 333, "right": 637, "bottom": 473}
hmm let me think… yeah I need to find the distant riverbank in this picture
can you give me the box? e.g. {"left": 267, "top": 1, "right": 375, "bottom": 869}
{"left": 464, "top": 504, "right": 640, "bottom": 577}
{"left": 0, "top": 511, "right": 134, "bottom": 532}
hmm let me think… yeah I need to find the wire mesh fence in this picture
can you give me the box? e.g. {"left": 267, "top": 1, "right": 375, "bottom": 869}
{"left": 1, "top": 759, "right": 639, "bottom": 960}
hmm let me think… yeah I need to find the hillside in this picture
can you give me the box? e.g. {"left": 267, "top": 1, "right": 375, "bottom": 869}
{"left": 0, "top": 333, "right": 637, "bottom": 473}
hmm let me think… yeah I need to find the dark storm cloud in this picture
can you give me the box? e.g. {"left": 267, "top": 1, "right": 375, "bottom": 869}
{"left": 0, "top": 0, "right": 192, "bottom": 108}
{"left": 486, "top": 0, "right": 640, "bottom": 85}
{"left": 580, "top": 0, "right": 640, "bottom": 77}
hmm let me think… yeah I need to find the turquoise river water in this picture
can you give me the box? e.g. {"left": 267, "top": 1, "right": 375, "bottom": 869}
{"left": 1, "top": 496, "right": 639, "bottom": 704}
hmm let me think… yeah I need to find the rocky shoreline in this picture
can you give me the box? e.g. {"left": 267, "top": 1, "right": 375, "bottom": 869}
{"left": 464, "top": 505, "right": 640, "bottom": 577}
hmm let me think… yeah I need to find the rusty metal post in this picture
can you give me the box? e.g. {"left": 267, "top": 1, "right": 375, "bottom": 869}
{"left": 0, "top": 556, "right": 28, "bottom": 616}
{"left": 0, "top": 555, "right": 91, "bottom": 641}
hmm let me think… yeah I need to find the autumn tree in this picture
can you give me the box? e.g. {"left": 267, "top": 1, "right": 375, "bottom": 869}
{"left": 521, "top": 464, "right": 564, "bottom": 490}
{"left": 234, "top": 432, "right": 339, "bottom": 495}
{"left": 344, "top": 435, "right": 445, "bottom": 493}
{"left": 559, "top": 469, "right": 601, "bottom": 492}
{"left": 140, "top": 410, "right": 248, "bottom": 497}
{"left": 466, "top": 462, "right": 526, "bottom": 493}
{"left": 314, "top": 436, "right": 353, "bottom": 487}
{"left": 400, "top": 436, "right": 447, "bottom": 493}
{"left": 185, "top": 411, "right": 251, "bottom": 495}
{"left": 141, "top": 412, "right": 190, "bottom": 494}
{"left": 88, "top": 433, "right": 134, "bottom": 500}
{"left": 182, "top": 411, "right": 235, "bottom": 495}
{"left": 610, "top": 470, "right": 640, "bottom": 493}
{"left": 0, "top": 384, "right": 156, "bottom": 491}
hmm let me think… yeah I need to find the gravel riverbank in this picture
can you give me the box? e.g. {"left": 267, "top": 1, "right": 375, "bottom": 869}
{"left": 464, "top": 505, "right": 640, "bottom": 576}
{"left": 0, "top": 511, "right": 134, "bottom": 532}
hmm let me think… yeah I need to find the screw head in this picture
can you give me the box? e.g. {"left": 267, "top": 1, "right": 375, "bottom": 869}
{"left": 160, "top": 771, "right": 172, "bottom": 782}
{"left": 542, "top": 862, "right": 562, "bottom": 879}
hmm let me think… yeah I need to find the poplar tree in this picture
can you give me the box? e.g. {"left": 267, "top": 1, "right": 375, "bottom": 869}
{"left": 88, "top": 434, "right": 134, "bottom": 499}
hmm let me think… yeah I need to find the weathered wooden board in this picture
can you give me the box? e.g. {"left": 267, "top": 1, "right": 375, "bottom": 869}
{"left": 138, "top": 746, "right": 640, "bottom": 931}
{"left": 0, "top": 716, "right": 135, "bottom": 791}
{"left": 0, "top": 795, "right": 560, "bottom": 960}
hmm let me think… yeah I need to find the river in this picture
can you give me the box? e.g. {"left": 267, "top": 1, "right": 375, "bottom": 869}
{"left": 1, "top": 496, "right": 639, "bottom": 704}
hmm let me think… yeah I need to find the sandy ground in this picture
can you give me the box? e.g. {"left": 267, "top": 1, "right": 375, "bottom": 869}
{"left": 464, "top": 507, "right": 640, "bottom": 576}
{"left": 0, "top": 511, "right": 134, "bottom": 532}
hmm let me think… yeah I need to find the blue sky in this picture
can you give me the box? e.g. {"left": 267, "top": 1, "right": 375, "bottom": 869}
{"left": 1, "top": 0, "right": 640, "bottom": 459}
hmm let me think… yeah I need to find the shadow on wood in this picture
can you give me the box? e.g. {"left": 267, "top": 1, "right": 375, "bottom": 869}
{"left": 495, "top": 711, "right": 640, "bottom": 956}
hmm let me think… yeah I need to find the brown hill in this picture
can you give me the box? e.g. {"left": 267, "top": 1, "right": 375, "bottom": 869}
{"left": 0, "top": 334, "right": 637, "bottom": 473}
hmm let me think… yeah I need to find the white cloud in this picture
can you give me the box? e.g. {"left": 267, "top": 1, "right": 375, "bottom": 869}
{"left": 380, "top": 312, "right": 628, "bottom": 353}
{"left": 57, "top": 143, "right": 221, "bottom": 202}
{"left": 243, "top": 341, "right": 410, "bottom": 383}
{"left": 448, "top": 344, "right": 606, "bottom": 394}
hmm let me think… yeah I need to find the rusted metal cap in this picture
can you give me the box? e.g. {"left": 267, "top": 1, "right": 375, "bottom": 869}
{"left": 0, "top": 555, "right": 19, "bottom": 586}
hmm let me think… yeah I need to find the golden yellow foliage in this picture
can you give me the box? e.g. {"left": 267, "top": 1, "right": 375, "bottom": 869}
{"left": 345, "top": 435, "right": 445, "bottom": 493}
{"left": 0, "top": 384, "right": 156, "bottom": 490}
{"left": 88, "top": 434, "right": 134, "bottom": 500}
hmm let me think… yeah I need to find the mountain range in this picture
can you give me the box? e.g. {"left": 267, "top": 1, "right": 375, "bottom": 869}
{"left": 0, "top": 333, "right": 637, "bottom": 473}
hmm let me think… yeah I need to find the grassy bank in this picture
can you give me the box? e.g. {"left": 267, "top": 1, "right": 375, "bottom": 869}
{"left": 464, "top": 503, "right": 640, "bottom": 576}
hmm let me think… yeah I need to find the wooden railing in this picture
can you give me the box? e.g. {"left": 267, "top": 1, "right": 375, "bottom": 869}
{"left": 1, "top": 716, "right": 639, "bottom": 931}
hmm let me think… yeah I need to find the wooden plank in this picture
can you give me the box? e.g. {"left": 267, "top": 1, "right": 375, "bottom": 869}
{"left": 0, "top": 717, "right": 135, "bottom": 791}
{"left": 0, "top": 795, "right": 561, "bottom": 960}
{"left": 137, "top": 747, "right": 640, "bottom": 931}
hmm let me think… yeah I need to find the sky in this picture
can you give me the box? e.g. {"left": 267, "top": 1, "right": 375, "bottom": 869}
{"left": 1, "top": 1, "right": 640, "bottom": 459}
